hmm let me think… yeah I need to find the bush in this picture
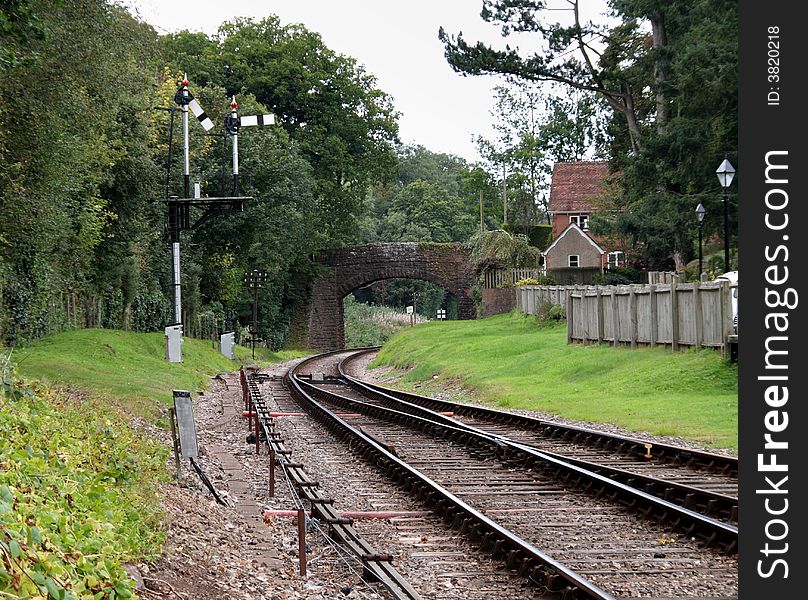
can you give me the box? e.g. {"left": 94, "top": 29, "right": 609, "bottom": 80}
{"left": 596, "top": 267, "right": 645, "bottom": 285}
{"left": 131, "top": 291, "right": 172, "bottom": 332}
{"left": 536, "top": 300, "right": 565, "bottom": 325}
{"left": 515, "top": 278, "right": 539, "bottom": 286}
{"left": 343, "top": 295, "right": 426, "bottom": 347}
{"left": 0, "top": 377, "right": 166, "bottom": 599}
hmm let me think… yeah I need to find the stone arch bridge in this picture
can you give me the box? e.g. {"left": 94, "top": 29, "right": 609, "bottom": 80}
{"left": 301, "top": 243, "right": 475, "bottom": 351}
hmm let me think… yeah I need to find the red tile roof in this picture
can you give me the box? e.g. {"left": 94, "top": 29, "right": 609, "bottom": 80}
{"left": 548, "top": 161, "right": 609, "bottom": 213}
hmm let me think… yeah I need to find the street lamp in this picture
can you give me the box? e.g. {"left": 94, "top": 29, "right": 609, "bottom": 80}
{"left": 716, "top": 157, "right": 736, "bottom": 271}
{"left": 695, "top": 203, "right": 706, "bottom": 279}
{"left": 244, "top": 269, "right": 268, "bottom": 359}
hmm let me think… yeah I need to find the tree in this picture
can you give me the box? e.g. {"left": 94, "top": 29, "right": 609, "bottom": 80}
{"left": 0, "top": 0, "right": 161, "bottom": 342}
{"left": 476, "top": 80, "right": 607, "bottom": 227}
{"left": 442, "top": 0, "right": 737, "bottom": 269}
{"left": 212, "top": 17, "right": 401, "bottom": 245}
{"left": 440, "top": 1, "right": 653, "bottom": 152}
{"left": 362, "top": 145, "right": 495, "bottom": 244}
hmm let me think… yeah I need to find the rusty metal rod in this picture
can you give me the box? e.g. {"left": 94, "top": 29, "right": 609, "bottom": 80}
{"left": 297, "top": 508, "right": 307, "bottom": 576}
{"left": 244, "top": 411, "right": 454, "bottom": 418}
{"left": 264, "top": 510, "right": 431, "bottom": 520}
{"left": 254, "top": 405, "right": 260, "bottom": 455}
{"left": 269, "top": 449, "right": 275, "bottom": 497}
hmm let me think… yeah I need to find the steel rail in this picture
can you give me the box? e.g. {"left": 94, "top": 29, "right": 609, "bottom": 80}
{"left": 339, "top": 349, "right": 738, "bottom": 477}
{"left": 243, "top": 372, "right": 423, "bottom": 600}
{"left": 298, "top": 359, "right": 737, "bottom": 554}
{"left": 288, "top": 351, "right": 616, "bottom": 600}
{"left": 336, "top": 356, "right": 738, "bottom": 524}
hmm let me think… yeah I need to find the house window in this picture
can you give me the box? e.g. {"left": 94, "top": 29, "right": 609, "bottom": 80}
{"left": 570, "top": 215, "right": 589, "bottom": 230}
{"left": 568, "top": 255, "right": 580, "bottom": 268}
{"left": 607, "top": 251, "right": 624, "bottom": 269}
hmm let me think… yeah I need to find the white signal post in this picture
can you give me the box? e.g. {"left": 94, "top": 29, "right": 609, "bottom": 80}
{"left": 225, "top": 95, "right": 275, "bottom": 196}
{"left": 167, "top": 75, "right": 214, "bottom": 356}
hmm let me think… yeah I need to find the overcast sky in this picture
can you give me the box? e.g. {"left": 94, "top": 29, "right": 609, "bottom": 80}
{"left": 124, "top": 0, "right": 609, "bottom": 163}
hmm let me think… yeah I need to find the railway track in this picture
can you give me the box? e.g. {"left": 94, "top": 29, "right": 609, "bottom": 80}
{"left": 281, "top": 350, "right": 737, "bottom": 599}
{"left": 247, "top": 368, "right": 555, "bottom": 598}
{"left": 339, "top": 349, "right": 738, "bottom": 525}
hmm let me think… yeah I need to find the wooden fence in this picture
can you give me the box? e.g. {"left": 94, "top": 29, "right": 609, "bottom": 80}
{"left": 516, "top": 285, "right": 571, "bottom": 313}
{"left": 483, "top": 268, "right": 544, "bottom": 288}
{"left": 517, "top": 282, "right": 736, "bottom": 353}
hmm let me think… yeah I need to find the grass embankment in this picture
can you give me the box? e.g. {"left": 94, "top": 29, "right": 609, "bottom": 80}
{"left": 1, "top": 329, "right": 308, "bottom": 599}
{"left": 372, "top": 312, "right": 738, "bottom": 451}
{"left": 14, "top": 328, "right": 307, "bottom": 420}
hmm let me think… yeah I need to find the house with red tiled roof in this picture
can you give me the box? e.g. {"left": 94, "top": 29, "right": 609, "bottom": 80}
{"left": 546, "top": 161, "right": 625, "bottom": 273}
{"left": 547, "top": 161, "right": 609, "bottom": 238}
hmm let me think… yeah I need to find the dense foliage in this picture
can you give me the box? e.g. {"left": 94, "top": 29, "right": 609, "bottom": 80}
{"left": 441, "top": 0, "right": 738, "bottom": 269}
{"left": 0, "top": 373, "right": 166, "bottom": 599}
{"left": 0, "top": 3, "right": 401, "bottom": 348}
{"left": 342, "top": 294, "right": 426, "bottom": 348}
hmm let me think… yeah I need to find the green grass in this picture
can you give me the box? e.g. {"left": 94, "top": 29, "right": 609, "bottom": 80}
{"left": 372, "top": 312, "right": 738, "bottom": 451}
{"left": 12, "top": 328, "right": 308, "bottom": 420}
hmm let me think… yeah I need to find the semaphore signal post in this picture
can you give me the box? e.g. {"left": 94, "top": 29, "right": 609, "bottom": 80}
{"left": 158, "top": 76, "right": 274, "bottom": 361}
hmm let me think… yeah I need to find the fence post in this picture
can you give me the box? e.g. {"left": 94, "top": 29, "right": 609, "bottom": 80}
{"left": 581, "top": 287, "right": 589, "bottom": 345}
{"left": 694, "top": 284, "right": 704, "bottom": 348}
{"left": 611, "top": 287, "right": 619, "bottom": 347}
{"left": 719, "top": 280, "right": 733, "bottom": 356}
{"left": 629, "top": 285, "right": 638, "bottom": 349}
{"left": 596, "top": 286, "right": 604, "bottom": 342}
{"left": 566, "top": 290, "right": 574, "bottom": 344}
{"left": 649, "top": 284, "right": 658, "bottom": 348}
{"left": 671, "top": 279, "right": 680, "bottom": 351}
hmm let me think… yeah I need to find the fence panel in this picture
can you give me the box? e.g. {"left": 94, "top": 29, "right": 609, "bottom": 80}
{"left": 515, "top": 285, "right": 572, "bottom": 315}
{"left": 564, "top": 282, "right": 734, "bottom": 353}
{"left": 484, "top": 268, "right": 543, "bottom": 289}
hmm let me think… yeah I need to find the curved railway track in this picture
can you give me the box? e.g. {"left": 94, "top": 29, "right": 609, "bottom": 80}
{"left": 253, "top": 370, "right": 560, "bottom": 599}
{"left": 281, "top": 350, "right": 737, "bottom": 599}
{"left": 339, "top": 349, "right": 738, "bottom": 525}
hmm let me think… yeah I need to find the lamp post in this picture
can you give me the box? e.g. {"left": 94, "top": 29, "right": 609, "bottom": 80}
{"left": 716, "top": 157, "right": 736, "bottom": 271}
{"left": 695, "top": 203, "right": 706, "bottom": 279}
{"left": 244, "top": 270, "right": 268, "bottom": 359}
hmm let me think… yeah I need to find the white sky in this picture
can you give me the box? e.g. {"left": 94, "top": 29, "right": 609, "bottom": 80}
{"left": 124, "top": 0, "right": 610, "bottom": 163}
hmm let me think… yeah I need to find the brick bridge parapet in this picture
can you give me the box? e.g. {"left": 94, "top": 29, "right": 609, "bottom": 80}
{"left": 304, "top": 242, "right": 475, "bottom": 350}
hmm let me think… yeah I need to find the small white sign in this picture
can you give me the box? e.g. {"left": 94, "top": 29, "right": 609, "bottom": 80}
{"left": 406, "top": 305, "right": 414, "bottom": 314}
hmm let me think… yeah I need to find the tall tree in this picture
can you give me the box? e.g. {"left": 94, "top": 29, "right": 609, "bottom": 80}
{"left": 476, "top": 80, "right": 607, "bottom": 224}
{"left": 442, "top": 0, "right": 737, "bottom": 269}
{"left": 0, "top": 0, "right": 161, "bottom": 342}
{"left": 212, "top": 17, "right": 400, "bottom": 245}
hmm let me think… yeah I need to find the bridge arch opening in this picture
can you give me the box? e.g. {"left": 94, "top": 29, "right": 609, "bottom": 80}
{"left": 343, "top": 279, "right": 457, "bottom": 347}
